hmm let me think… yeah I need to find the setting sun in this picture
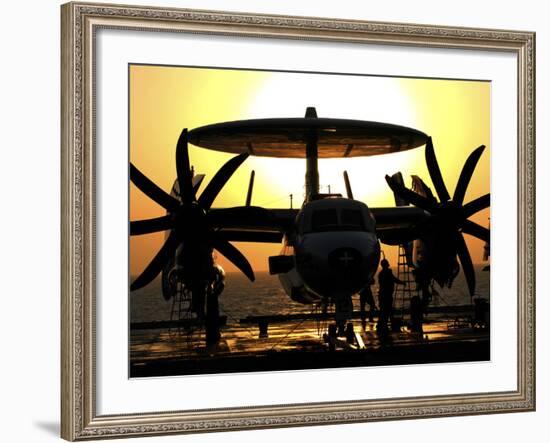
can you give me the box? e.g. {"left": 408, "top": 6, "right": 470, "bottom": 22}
{"left": 130, "top": 65, "right": 490, "bottom": 274}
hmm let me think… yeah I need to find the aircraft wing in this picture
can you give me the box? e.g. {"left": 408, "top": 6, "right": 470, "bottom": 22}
{"left": 216, "top": 230, "right": 284, "bottom": 244}
{"left": 208, "top": 207, "right": 298, "bottom": 244}
{"left": 371, "top": 207, "right": 429, "bottom": 245}
{"left": 208, "top": 206, "right": 428, "bottom": 245}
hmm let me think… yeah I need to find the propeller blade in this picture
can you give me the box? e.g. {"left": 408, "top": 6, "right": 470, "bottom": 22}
{"left": 390, "top": 172, "right": 408, "bottom": 206}
{"left": 410, "top": 175, "right": 436, "bottom": 202}
{"left": 385, "top": 175, "right": 436, "bottom": 212}
{"left": 170, "top": 173, "right": 204, "bottom": 200}
{"left": 343, "top": 171, "right": 354, "bottom": 200}
{"left": 453, "top": 145, "right": 486, "bottom": 205}
{"left": 198, "top": 153, "right": 249, "bottom": 210}
{"left": 246, "top": 170, "right": 255, "bottom": 206}
{"left": 425, "top": 137, "right": 451, "bottom": 203}
{"left": 130, "top": 215, "right": 174, "bottom": 236}
{"left": 192, "top": 174, "right": 205, "bottom": 194}
{"left": 462, "top": 193, "right": 490, "bottom": 218}
{"left": 212, "top": 234, "right": 255, "bottom": 282}
{"left": 130, "top": 163, "right": 179, "bottom": 211}
{"left": 462, "top": 219, "right": 490, "bottom": 243}
{"left": 176, "top": 128, "right": 195, "bottom": 206}
{"left": 130, "top": 231, "right": 179, "bottom": 291}
{"left": 456, "top": 233, "right": 476, "bottom": 297}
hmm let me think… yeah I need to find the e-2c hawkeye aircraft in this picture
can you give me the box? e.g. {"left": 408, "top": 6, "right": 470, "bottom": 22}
{"left": 130, "top": 107, "right": 490, "bottom": 345}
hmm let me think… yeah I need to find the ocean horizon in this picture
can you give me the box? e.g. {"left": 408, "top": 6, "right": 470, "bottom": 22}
{"left": 130, "top": 266, "right": 490, "bottom": 325}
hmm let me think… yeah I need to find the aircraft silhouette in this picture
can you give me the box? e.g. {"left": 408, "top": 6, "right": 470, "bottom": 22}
{"left": 130, "top": 107, "right": 489, "bottom": 345}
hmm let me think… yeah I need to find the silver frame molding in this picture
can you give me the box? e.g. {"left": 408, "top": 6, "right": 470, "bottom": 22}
{"left": 61, "top": 2, "right": 536, "bottom": 440}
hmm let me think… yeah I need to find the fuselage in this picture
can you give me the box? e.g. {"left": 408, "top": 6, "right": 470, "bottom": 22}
{"left": 277, "top": 197, "right": 381, "bottom": 304}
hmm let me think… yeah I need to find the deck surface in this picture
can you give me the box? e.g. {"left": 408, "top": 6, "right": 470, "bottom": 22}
{"left": 130, "top": 313, "right": 489, "bottom": 377}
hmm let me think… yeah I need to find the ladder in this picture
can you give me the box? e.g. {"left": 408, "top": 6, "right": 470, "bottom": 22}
{"left": 169, "top": 282, "right": 195, "bottom": 336}
{"left": 394, "top": 244, "right": 419, "bottom": 318}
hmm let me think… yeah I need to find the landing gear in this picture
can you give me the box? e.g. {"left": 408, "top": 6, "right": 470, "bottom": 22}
{"left": 334, "top": 294, "right": 353, "bottom": 337}
{"left": 201, "top": 264, "right": 226, "bottom": 346}
{"left": 326, "top": 323, "right": 338, "bottom": 351}
{"left": 185, "top": 284, "right": 220, "bottom": 347}
{"left": 169, "top": 281, "right": 223, "bottom": 347}
{"left": 324, "top": 321, "right": 357, "bottom": 351}
{"left": 205, "top": 288, "right": 221, "bottom": 346}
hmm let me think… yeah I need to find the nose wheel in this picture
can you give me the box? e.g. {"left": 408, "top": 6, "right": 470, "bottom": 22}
{"left": 324, "top": 322, "right": 357, "bottom": 351}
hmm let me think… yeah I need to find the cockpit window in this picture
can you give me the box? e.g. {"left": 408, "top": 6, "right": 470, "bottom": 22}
{"left": 311, "top": 209, "right": 338, "bottom": 232}
{"left": 308, "top": 208, "right": 368, "bottom": 233}
{"left": 341, "top": 209, "right": 365, "bottom": 230}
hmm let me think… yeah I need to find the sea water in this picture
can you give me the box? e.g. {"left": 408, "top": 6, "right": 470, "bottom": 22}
{"left": 130, "top": 265, "right": 490, "bottom": 325}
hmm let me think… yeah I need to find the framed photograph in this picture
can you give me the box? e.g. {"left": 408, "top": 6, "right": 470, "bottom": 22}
{"left": 61, "top": 1, "right": 535, "bottom": 440}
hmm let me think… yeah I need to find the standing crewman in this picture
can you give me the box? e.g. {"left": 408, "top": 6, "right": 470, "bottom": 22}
{"left": 377, "top": 259, "right": 404, "bottom": 336}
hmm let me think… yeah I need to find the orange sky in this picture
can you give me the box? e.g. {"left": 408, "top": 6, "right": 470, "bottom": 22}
{"left": 129, "top": 65, "right": 490, "bottom": 276}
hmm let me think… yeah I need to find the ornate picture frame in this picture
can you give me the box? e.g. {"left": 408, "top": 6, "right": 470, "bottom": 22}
{"left": 61, "top": 2, "right": 535, "bottom": 440}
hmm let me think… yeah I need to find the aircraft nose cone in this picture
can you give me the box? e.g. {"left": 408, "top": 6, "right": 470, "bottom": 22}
{"left": 328, "top": 247, "right": 362, "bottom": 270}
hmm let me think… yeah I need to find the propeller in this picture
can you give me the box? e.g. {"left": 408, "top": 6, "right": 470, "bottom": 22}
{"left": 130, "top": 128, "right": 258, "bottom": 291}
{"left": 385, "top": 137, "right": 490, "bottom": 296}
